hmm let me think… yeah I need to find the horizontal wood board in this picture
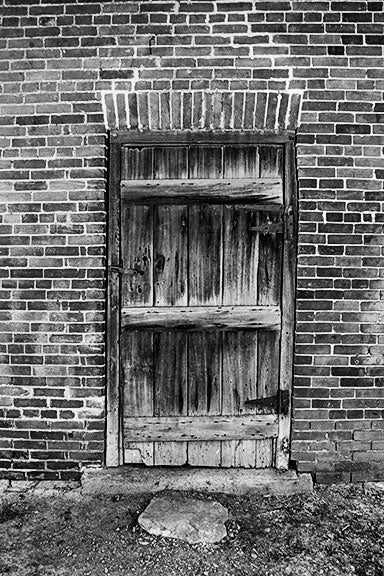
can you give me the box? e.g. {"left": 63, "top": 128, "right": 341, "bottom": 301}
{"left": 121, "top": 305, "right": 281, "bottom": 331}
{"left": 124, "top": 415, "right": 278, "bottom": 442}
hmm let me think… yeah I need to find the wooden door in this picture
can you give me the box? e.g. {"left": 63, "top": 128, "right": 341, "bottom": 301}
{"left": 107, "top": 133, "right": 296, "bottom": 470}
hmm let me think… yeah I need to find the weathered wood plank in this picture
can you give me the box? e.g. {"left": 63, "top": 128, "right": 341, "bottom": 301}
{"left": 256, "top": 438, "right": 275, "bottom": 468}
{"left": 152, "top": 147, "right": 189, "bottom": 465}
{"left": 257, "top": 211, "right": 282, "bottom": 415}
{"left": 153, "top": 332, "right": 188, "bottom": 464}
{"left": 121, "top": 306, "right": 281, "bottom": 331}
{"left": 154, "top": 147, "right": 188, "bottom": 180}
{"left": 221, "top": 332, "right": 259, "bottom": 468}
{"left": 124, "top": 414, "right": 278, "bottom": 442}
{"left": 121, "top": 147, "right": 154, "bottom": 180}
{"left": 106, "top": 140, "right": 122, "bottom": 467}
{"left": 114, "top": 131, "right": 294, "bottom": 145}
{"left": 223, "top": 205, "right": 259, "bottom": 306}
{"left": 121, "top": 178, "right": 283, "bottom": 204}
{"left": 259, "top": 145, "right": 283, "bottom": 178}
{"left": 188, "top": 332, "right": 222, "bottom": 466}
{"left": 188, "top": 147, "right": 224, "bottom": 466}
{"left": 122, "top": 332, "right": 154, "bottom": 465}
{"left": 153, "top": 205, "right": 188, "bottom": 307}
{"left": 121, "top": 205, "right": 153, "bottom": 307}
{"left": 189, "top": 205, "right": 223, "bottom": 306}
{"left": 224, "top": 146, "right": 259, "bottom": 179}
{"left": 276, "top": 140, "right": 297, "bottom": 470}
{"left": 221, "top": 147, "right": 262, "bottom": 468}
{"left": 258, "top": 144, "right": 285, "bottom": 468}
{"left": 189, "top": 146, "right": 223, "bottom": 179}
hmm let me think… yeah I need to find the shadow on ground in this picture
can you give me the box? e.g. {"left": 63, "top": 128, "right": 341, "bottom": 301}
{"left": 0, "top": 484, "right": 383, "bottom": 576}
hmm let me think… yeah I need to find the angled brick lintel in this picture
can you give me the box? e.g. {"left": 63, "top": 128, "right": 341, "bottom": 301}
{"left": 101, "top": 90, "right": 303, "bottom": 132}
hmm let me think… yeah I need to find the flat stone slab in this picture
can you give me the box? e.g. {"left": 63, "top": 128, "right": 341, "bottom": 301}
{"left": 82, "top": 466, "right": 313, "bottom": 496}
{"left": 138, "top": 495, "right": 228, "bottom": 543}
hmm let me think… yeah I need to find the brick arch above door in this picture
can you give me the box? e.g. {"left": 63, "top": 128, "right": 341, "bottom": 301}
{"left": 101, "top": 91, "right": 303, "bottom": 132}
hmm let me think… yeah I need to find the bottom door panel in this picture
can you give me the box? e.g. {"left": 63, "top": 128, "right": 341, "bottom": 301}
{"left": 122, "top": 329, "right": 280, "bottom": 468}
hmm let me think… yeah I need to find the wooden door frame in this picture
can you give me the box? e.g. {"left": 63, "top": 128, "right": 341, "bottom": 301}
{"left": 106, "top": 130, "right": 298, "bottom": 468}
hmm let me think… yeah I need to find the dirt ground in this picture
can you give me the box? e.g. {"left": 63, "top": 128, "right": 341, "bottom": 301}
{"left": 0, "top": 483, "right": 383, "bottom": 576}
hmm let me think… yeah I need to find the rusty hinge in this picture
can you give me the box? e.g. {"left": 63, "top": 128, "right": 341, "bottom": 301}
{"left": 244, "top": 389, "right": 290, "bottom": 415}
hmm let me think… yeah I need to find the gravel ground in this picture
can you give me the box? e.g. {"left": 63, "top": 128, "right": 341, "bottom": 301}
{"left": 0, "top": 483, "right": 383, "bottom": 576}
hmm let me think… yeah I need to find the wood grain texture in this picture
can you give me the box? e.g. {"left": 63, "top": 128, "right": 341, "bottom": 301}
{"left": 122, "top": 331, "right": 154, "bottom": 465}
{"left": 224, "top": 146, "right": 259, "bottom": 178}
{"left": 121, "top": 147, "right": 154, "bottom": 180}
{"left": 106, "top": 141, "right": 121, "bottom": 467}
{"left": 121, "top": 178, "right": 283, "bottom": 204}
{"left": 258, "top": 144, "right": 284, "bottom": 467}
{"left": 118, "top": 141, "right": 294, "bottom": 472}
{"left": 187, "top": 147, "right": 223, "bottom": 466}
{"left": 153, "top": 332, "right": 188, "bottom": 464}
{"left": 121, "top": 306, "right": 281, "bottom": 331}
{"left": 189, "top": 147, "right": 223, "bottom": 179}
{"left": 154, "top": 146, "right": 188, "bottom": 180}
{"left": 124, "top": 414, "right": 278, "bottom": 442}
{"left": 153, "top": 205, "right": 188, "bottom": 307}
{"left": 121, "top": 205, "right": 153, "bottom": 307}
{"left": 221, "top": 332, "right": 259, "bottom": 467}
{"left": 188, "top": 332, "right": 222, "bottom": 466}
{"left": 189, "top": 204, "right": 223, "bottom": 306}
{"left": 114, "top": 131, "right": 293, "bottom": 146}
{"left": 221, "top": 146, "right": 261, "bottom": 468}
{"left": 223, "top": 205, "right": 258, "bottom": 306}
{"left": 276, "top": 140, "right": 296, "bottom": 470}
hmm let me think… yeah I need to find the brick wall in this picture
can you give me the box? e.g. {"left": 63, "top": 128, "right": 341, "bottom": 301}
{"left": 1, "top": 0, "right": 383, "bottom": 482}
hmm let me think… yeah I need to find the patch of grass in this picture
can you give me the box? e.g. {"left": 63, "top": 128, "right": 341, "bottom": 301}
{"left": 0, "top": 500, "right": 29, "bottom": 524}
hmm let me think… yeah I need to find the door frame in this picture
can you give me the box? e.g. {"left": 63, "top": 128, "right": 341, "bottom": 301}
{"left": 106, "top": 130, "right": 298, "bottom": 469}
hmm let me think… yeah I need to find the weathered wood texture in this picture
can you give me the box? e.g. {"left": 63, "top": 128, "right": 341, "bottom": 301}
{"left": 121, "top": 178, "right": 283, "bottom": 205}
{"left": 118, "top": 143, "right": 291, "bottom": 470}
{"left": 121, "top": 306, "right": 281, "bottom": 331}
{"left": 276, "top": 140, "right": 297, "bottom": 470}
{"left": 124, "top": 415, "right": 278, "bottom": 442}
{"left": 106, "top": 141, "right": 122, "bottom": 466}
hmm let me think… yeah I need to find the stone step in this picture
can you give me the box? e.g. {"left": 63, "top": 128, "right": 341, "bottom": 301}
{"left": 81, "top": 466, "right": 312, "bottom": 496}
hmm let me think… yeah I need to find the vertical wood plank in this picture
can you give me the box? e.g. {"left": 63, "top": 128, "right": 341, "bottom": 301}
{"left": 259, "top": 145, "right": 283, "bottom": 178}
{"left": 276, "top": 140, "right": 296, "bottom": 469}
{"left": 189, "top": 204, "right": 222, "bottom": 306}
{"left": 153, "top": 332, "right": 188, "bottom": 465}
{"left": 121, "top": 205, "right": 153, "bottom": 308}
{"left": 154, "top": 146, "right": 188, "bottom": 180}
{"left": 121, "top": 146, "right": 155, "bottom": 463}
{"left": 121, "top": 147, "right": 154, "bottom": 180}
{"left": 153, "top": 146, "right": 189, "bottom": 464}
{"left": 122, "top": 332, "right": 154, "bottom": 465}
{"left": 153, "top": 205, "right": 188, "bottom": 307}
{"left": 221, "top": 146, "right": 263, "bottom": 467}
{"left": 221, "top": 332, "right": 258, "bottom": 468}
{"left": 223, "top": 205, "right": 258, "bottom": 306}
{"left": 106, "top": 140, "right": 121, "bottom": 466}
{"left": 188, "top": 333, "right": 222, "bottom": 466}
{"left": 188, "top": 145, "right": 223, "bottom": 465}
{"left": 258, "top": 144, "right": 284, "bottom": 467}
{"left": 224, "top": 146, "right": 259, "bottom": 179}
{"left": 189, "top": 146, "right": 223, "bottom": 179}
{"left": 256, "top": 438, "right": 275, "bottom": 468}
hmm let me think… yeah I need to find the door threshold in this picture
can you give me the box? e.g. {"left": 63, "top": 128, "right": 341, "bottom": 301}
{"left": 81, "top": 466, "right": 312, "bottom": 496}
